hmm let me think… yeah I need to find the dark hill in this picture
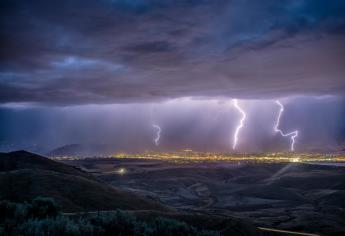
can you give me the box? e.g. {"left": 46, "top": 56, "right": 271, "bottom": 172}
{"left": 0, "top": 151, "right": 168, "bottom": 212}
{"left": 0, "top": 169, "right": 167, "bottom": 212}
{"left": 0, "top": 150, "right": 91, "bottom": 179}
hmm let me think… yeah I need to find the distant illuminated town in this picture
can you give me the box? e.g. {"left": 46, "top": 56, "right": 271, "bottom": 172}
{"left": 52, "top": 149, "right": 345, "bottom": 164}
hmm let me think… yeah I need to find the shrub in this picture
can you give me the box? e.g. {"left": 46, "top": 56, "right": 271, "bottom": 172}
{"left": 0, "top": 200, "right": 29, "bottom": 235}
{"left": 145, "top": 217, "right": 219, "bottom": 236}
{"left": 0, "top": 198, "right": 220, "bottom": 236}
{"left": 19, "top": 216, "right": 78, "bottom": 236}
{"left": 0, "top": 200, "right": 17, "bottom": 223}
{"left": 87, "top": 211, "right": 137, "bottom": 235}
{"left": 28, "top": 197, "right": 60, "bottom": 219}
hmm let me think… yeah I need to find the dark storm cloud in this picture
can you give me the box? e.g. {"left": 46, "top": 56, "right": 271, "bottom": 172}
{"left": 1, "top": 0, "right": 345, "bottom": 104}
{"left": 124, "top": 41, "right": 174, "bottom": 53}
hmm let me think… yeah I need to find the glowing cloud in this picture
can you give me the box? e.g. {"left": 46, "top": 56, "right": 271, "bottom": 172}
{"left": 274, "top": 100, "right": 299, "bottom": 151}
{"left": 232, "top": 99, "right": 247, "bottom": 150}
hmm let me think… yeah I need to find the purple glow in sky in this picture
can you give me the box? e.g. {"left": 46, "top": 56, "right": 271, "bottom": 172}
{"left": 0, "top": 1, "right": 345, "bottom": 153}
{"left": 0, "top": 97, "right": 343, "bottom": 153}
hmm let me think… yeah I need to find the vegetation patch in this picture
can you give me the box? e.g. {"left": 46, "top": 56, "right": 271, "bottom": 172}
{"left": 0, "top": 197, "right": 219, "bottom": 236}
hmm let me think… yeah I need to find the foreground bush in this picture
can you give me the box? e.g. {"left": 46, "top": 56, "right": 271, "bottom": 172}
{"left": 0, "top": 198, "right": 219, "bottom": 236}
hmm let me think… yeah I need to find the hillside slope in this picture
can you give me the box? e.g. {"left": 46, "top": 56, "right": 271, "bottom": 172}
{"left": 0, "top": 151, "right": 168, "bottom": 212}
{"left": 0, "top": 150, "right": 91, "bottom": 179}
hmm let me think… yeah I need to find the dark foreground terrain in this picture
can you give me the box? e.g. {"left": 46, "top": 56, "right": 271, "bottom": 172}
{"left": 1, "top": 197, "right": 223, "bottom": 236}
{"left": 1, "top": 151, "right": 345, "bottom": 235}
{"left": 0, "top": 151, "right": 167, "bottom": 212}
{"left": 65, "top": 157, "right": 345, "bottom": 236}
{"left": 0, "top": 151, "right": 260, "bottom": 235}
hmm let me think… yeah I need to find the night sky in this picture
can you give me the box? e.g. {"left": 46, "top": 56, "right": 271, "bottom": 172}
{"left": 1, "top": 0, "right": 345, "bottom": 153}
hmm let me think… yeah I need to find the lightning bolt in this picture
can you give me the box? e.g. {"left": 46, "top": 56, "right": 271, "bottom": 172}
{"left": 152, "top": 124, "right": 161, "bottom": 146}
{"left": 232, "top": 99, "right": 247, "bottom": 150}
{"left": 274, "top": 100, "right": 299, "bottom": 151}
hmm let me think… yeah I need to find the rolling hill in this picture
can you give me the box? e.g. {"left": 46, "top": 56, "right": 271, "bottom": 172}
{"left": 0, "top": 151, "right": 168, "bottom": 212}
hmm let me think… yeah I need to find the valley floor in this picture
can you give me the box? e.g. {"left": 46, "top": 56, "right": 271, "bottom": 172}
{"left": 63, "top": 158, "right": 345, "bottom": 236}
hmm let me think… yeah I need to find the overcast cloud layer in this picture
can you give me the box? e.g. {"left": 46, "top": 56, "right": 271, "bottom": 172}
{"left": 1, "top": 0, "right": 345, "bottom": 104}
